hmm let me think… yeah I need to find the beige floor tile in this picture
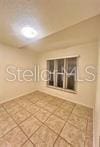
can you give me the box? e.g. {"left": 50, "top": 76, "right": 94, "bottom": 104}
{"left": 35, "top": 96, "right": 44, "bottom": 101}
{"left": 44, "top": 95, "right": 54, "bottom": 102}
{"left": 86, "top": 121, "right": 93, "bottom": 137}
{"left": 24, "top": 104, "right": 40, "bottom": 114}
{"left": 20, "top": 116, "right": 42, "bottom": 137}
{"left": 45, "top": 115, "right": 65, "bottom": 134}
{"left": 19, "top": 95, "right": 28, "bottom": 99}
{"left": 30, "top": 133, "right": 47, "bottom": 147}
{"left": 0, "top": 111, "right": 9, "bottom": 121}
{"left": 0, "top": 127, "right": 27, "bottom": 147}
{"left": 60, "top": 101, "right": 75, "bottom": 112}
{"left": 33, "top": 91, "right": 43, "bottom": 96}
{"left": 31, "top": 92, "right": 46, "bottom": 100}
{"left": 0, "top": 116, "right": 17, "bottom": 137}
{"left": 68, "top": 114, "right": 87, "bottom": 131}
{"left": 34, "top": 109, "right": 51, "bottom": 122}
{"left": 61, "top": 100, "right": 75, "bottom": 106}
{"left": 61, "top": 123, "right": 85, "bottom": 147}
{"left": 4, "top": 104, "right": 23, "bottom": 115}
{"left": 54, "top": 97, "right": 65, "bottom": 103}
{"left": 36, "top": 100, "right": 49, "bottom": 107}
{"left": 35, "top": 91, "right": 49, "bottom": 98}
{"left": 0, "top": 107, "right": 9, "bottom": 120}
{"left": 0, "top": 105, "right": 6, "bottom": 113}
{"left": 44, "top": 103, "right": 58, "bottom": 113}
{"left": 35, "top": 125, "right": 58, "bottom": 147}
{"left": 20, "top": 94, "right": 34, "bottom": 101}
{"left": 54, "top": 137, "right": 72, "bottom": 147}
{"left": 88, "top": 109, "right": 93, "bottom": 122}
{"left": 22, "top": 140, "right": 35, "bottom": 147}
{"left": 15, "top": 98, "right": 22, "bottom": 104}
{"left": 0, "top": 138, "right": 11, "bottom": 147}
{"left": 3, "top": 100, "right": 17, "bottom": 108}
{"left": 54, "top": 107, "right": 70, "bottom": 121}
{"left": 18, "top": 100, "right": 33, "bottom": 108}
{"left": 49, "top": 98, "right": 64, "bottom": 107}
{"left": 29, "top": 98, "right": 40, "bottom": 104}
{"left": 85, "top": 137, "right": 93, "bottom": 147}
{"left": 43, "top": 98, "right": 53, "bottom": 103}
{"left": 11, "top": 109, "right": 31, "bottom": 124}
{"left": 72, "top": 105, "right": 91, "bottom": 119}
{"left": 22, "top": 93, "right": 35, "bottom": 100}
{"left": 27, "top": 94, "right": 40, "bottom": 103}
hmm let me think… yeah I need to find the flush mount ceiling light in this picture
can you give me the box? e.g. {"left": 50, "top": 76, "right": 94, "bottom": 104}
{"left": 21, "top": 26, "right": 37, "bottom": 38}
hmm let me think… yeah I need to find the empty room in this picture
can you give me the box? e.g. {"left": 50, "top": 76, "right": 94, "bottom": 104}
{"left": 0, "top": 0, "right": 100, "bottom": 147}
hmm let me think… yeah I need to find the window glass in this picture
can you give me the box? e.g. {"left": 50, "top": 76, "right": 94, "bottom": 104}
{"left": 57, "top": 74, "right": 63, "bottom": 88}
{"left": 67, "top": 75, "right": 75, "bottom": 90}
{"left": 48, "top": 73, "right": 54, "bottom": 86}
{"left": 57, "top": 59, "right": 64, "bottom": 73}
{"left": 67, "top": 58, "right": 77, "bottom": 73}
{"left": 66, "top": 57, "right": 77, "bottom": 90}
{"left": 48, "top": 60, "right": 54, "bottom": 72}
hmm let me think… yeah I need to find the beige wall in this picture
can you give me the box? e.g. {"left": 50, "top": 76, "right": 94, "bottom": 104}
{"left": 0, "top": 42, "right": 98, "bottom": 108}
{"left": 0, "top": 43, "right": 36, "bottom": 103}
{"left": 94, "top": 41, "right": 100, "bottom": 147}
{"left": 37, "top": 42, "right": 98, "bottom": 108}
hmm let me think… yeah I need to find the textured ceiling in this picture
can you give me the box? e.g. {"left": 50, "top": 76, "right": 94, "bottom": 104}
{"left": 24, "top": 15, "right": 100, "bottom": 52}
{"left": 0, "top": 0, "right": 100, "bottom": 51}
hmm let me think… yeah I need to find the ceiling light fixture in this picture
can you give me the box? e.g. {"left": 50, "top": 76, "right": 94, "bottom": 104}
{"left": 21, "top": 26, "right": 37, "bottom": 38}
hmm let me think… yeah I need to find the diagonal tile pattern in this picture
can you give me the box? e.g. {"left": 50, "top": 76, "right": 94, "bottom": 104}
{"left": 30, "top": 133, "right": 47, "bottom": 147}
{"left": 22, "top": 140, "right": 35, "bottom": 147}
{"left": 68, "top": 114, "right": 87, "bottom": 131}
{"left": 34, "top": 125, "right": 58, "bottom": 147}
{"left": 61, "top": 123, "right": 85, "bottom": 147}
{"left": 54, "top": 136, "right": 72, "bottom": 147}
{"left": 0, "top": 91, "right": 93, "bottom": 147}
{"left": 0, "top": 127, "right": 27, "bottom": 147}
{"left": 11, "top": 109, "right": 31, "bottom": 124}
{"left": 19, "top": 115, "right": 42, "bottom": 138}
{"left": 34, "top": 108, "right": 51, "bottom": 122}
{"left": 45, "top": 115, "right": 65, "bottom": 134}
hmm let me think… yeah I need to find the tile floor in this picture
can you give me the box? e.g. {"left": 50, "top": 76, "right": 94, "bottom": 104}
{"left": 0, "top": 91, "right": 93, "bottom": 147}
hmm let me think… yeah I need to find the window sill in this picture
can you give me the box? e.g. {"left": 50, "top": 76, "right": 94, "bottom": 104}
{"left": 47, "top": 85, "right": 77, "bottom": 94}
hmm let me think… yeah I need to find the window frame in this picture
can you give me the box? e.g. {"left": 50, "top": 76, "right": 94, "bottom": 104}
{"left": 47, "top": 56, "right": 79, "bottom": 94}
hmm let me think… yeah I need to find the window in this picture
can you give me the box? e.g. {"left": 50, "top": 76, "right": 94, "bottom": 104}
{"left": 47, "top": 57, "right": 77, "bottom": 92}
